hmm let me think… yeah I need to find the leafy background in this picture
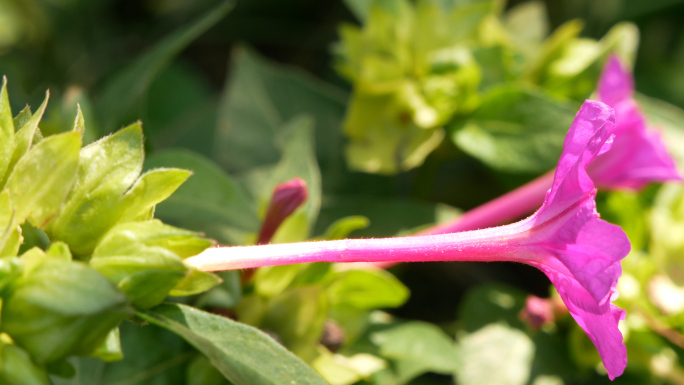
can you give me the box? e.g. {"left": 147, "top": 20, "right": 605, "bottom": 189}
{"left": 3, "top": 0, "right": 684, "bottom": 384}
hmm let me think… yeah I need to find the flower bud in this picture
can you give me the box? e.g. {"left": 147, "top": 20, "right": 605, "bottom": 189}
{"left": 257, "top": 178, "right": 308, "bottom": 245}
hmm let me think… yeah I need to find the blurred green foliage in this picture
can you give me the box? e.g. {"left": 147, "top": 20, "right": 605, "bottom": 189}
{"left": 2, "top": 0, "right": 684, "bottom": 384}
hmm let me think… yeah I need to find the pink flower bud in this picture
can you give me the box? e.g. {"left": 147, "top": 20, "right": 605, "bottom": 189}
{"left": 256, "top": 178, "right": 308, "bottom": 245}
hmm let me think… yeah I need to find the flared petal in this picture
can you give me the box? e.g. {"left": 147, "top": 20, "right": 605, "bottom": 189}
{"left": 525, "top": 99, "right": 630, "bottom": 379}
{"left": 535, "top": 100, "right": 614, "bottom": 223}
{"left": 543, "top": 266, "right": 628, "bottom": 380}
{"left": 589, "top": 55, "right": 682, "bottom": 189}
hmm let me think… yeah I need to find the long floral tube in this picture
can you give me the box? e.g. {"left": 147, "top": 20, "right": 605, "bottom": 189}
{"left": 187, "top": 100, "right": 629, "bottom": 379}
{"left": 185, "top": 211, "right": 578, "bottom": 271}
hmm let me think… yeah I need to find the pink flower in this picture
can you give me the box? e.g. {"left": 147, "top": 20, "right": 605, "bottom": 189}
{"left": 186, "top": 101, "right": 630, "bottom": 379}
{"left": 589, "top": 54, "right": 682, "bottom": 189}
{"left": 256, "top": 177, "right": 309, "bottom": 245}
{"left": 519, "top": 295, "right": 557, "bottom": 330}
{"left": 419, "top": 55, "right": 681, "bottom": 237}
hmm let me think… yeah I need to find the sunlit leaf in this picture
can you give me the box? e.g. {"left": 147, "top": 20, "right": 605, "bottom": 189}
{"left": 1, "top": 91, "right": 49, "bottom": 188}
{"left": 456, "top": 323, "right": 534, "bottom": 385}
{"left": 138, "top": 303, "right": 329, "bottom": 385}
{"left": 327, "top": 269, "right": 409, "bottom": 310}
{"left": 6, "top": 132, "right": 81, "bottom": 228}
{"left": 450, "top": 86, "right": 575, "bottom": 172}
{"left": 0, "top": 77, "right": 15, "bottom": 184}
{"left": 2, "top": 256, "right": 131, "bottom": 363}
{"left": 144, "top": 149, "right": 260, "bottom": 240}
{"left": 0, "top": 341, "right": 51, "bottom": 385}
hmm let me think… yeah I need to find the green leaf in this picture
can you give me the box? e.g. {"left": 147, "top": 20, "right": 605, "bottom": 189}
{"left": 47, "top": 123, "right": 184, "bottom": 255}
{"left": 45, "top": 241, "right": 72, "bottom": 262}
{"left": 120, "top": 168, "right": 192, "bottom": 221}
{"left": 170, "top": 269, "right": 221, "bottom": 297}
{"left": 0, "top": 190, "right": 22, "bottom": 257}
{"left": 1, "top": 91, "right": 49, "bottom": 188}
{"left": 343, "top": 92, "right": 446, "bottom": 174}
{"left": 196, "top": 270, "right": 242, "bottom": 309}
{"left": 342, "top": 0, "right": 406, "bottom": 22}
{"left": 315, "top": 197, "right": 457, "bottom": 238}
{"left": 649, "top": 184, "right": 684, "bottom": 288}
{"left": 523, "top": 19, "right": 584, "bottom": 84}
{"left": 0, "top": 190, "right": 15, "bottom": 244}
{"left": 253, "top": 264, "right": 307, "bottom": 297}
{"left": 450, "top": 86, "right": 576, "bottom": 172}
{"left": 523, "top": 20, "right": 638, "bottom": 100}
{"left": 119, "top": 270, "right": 187, "bottom": 310}
{"left": 38, "top": 88, "right": 99, "bottom": 145}
{"left": 0, "top": 76, "right": 15, "bottom": 184}
{"left": 503, "top": 0, "right": 549, "bottom": 60}
{"left": 144, "top": 149, "right": 260, "bottom": 239}
{"left": 327, "top": 269, "right": 409, "bottom": 310}
{"left": 260, "top": 286, "right": 329, "bottom": 361}
{"left": 46, "top": 359, "right": 76, "bottom": 379}
{"left": 312, "top": 348, "right": 387, "bottom": 385}
{"left": 186, "top": 355, "right": 230, "bottom": 385}
{"left": 215, "top": 48, "right": 347, "bottom": 174}
{"left": 72, "top": 105, "right": 85, "bottom": 136}
{"left": 6, "top": 131, "right": 81, "bottom": 228}
{"left": 94, "top": 220, "right": 212, "bottom": 262}
{"left": 90, "top": 327, "right": 123, "bottom": 362}
{"left": 319, "top": 216, "right": 370, "bottom": 240}
{"left": 0, "top": 258, "right": 21, "bottom": 295}
{"left": 51, "top": 321, "right": 190, "bottom": 385}
{"left": 458, "top": 283, "right": 527, "bottom": 332}
{"left": 252, "top": 263, "right": 332, "bottom": 298}
{"left": 0, "top": 225, "right": 22, "bottom": 258}
{"left": 13, "top": 106, "right": 32, "bottom": 131}
{"left": 1, "top": 258, "right": 131, "bottom": 363}
{"left": 95, "top": 2, "right": 233, "bottom": 133}
{"left": 242, "top": 115, "right": 322, "bottom": 243}
{"left": 143, "top": 63, "right": 216, "bottom": 150}
{"left": 0, "top": 340, "right": 51, "bottom": 385}
{"left": 91, "top": 220, "right": 212, "bottom": 308}
{"left": 138, "top": 303, "right": 329, "bottom": 385}
{"left": 370, "top": 321, "right": 458, "bottom": 383}
{"left": 542, "top": 23, "right": 639, "bottom": 100}
{"left": 456, "top": 323, "right": 534, "bottom": 385}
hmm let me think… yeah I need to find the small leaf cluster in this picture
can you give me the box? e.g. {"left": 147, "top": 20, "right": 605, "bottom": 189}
{"left": 335, "top": 0, "right": 637, "bottom": 174}
{"left": 0, "top": 78, "right": 218, "bottom": 384}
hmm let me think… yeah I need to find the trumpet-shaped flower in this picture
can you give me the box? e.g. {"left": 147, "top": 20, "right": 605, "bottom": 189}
{"left": 420, "top": 54, "right": 681, "bottom": 236}
{"left": 186, "top": 101, "right": 630, "bottom": 379}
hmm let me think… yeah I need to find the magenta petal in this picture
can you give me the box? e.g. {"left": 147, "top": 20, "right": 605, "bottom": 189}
{"left": 597, "top": 55, "right": 634, "bottom": 107}
{"left": 590, "top": 118, "right": 683, "bottom": 189}
{"left": 536, "top": 200, "right": 628, "bottom": 306}
{"left": 546, "top": 270, "right": 627, "bottom": 380}
{"left": 536, "top": 100, "right": 615, "bottom": 224}
{"left": 527, "top": 100, "right": 629, "bottom": 379}
{"left": 590, "top": 54, "right": 682, "bottom": 189}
